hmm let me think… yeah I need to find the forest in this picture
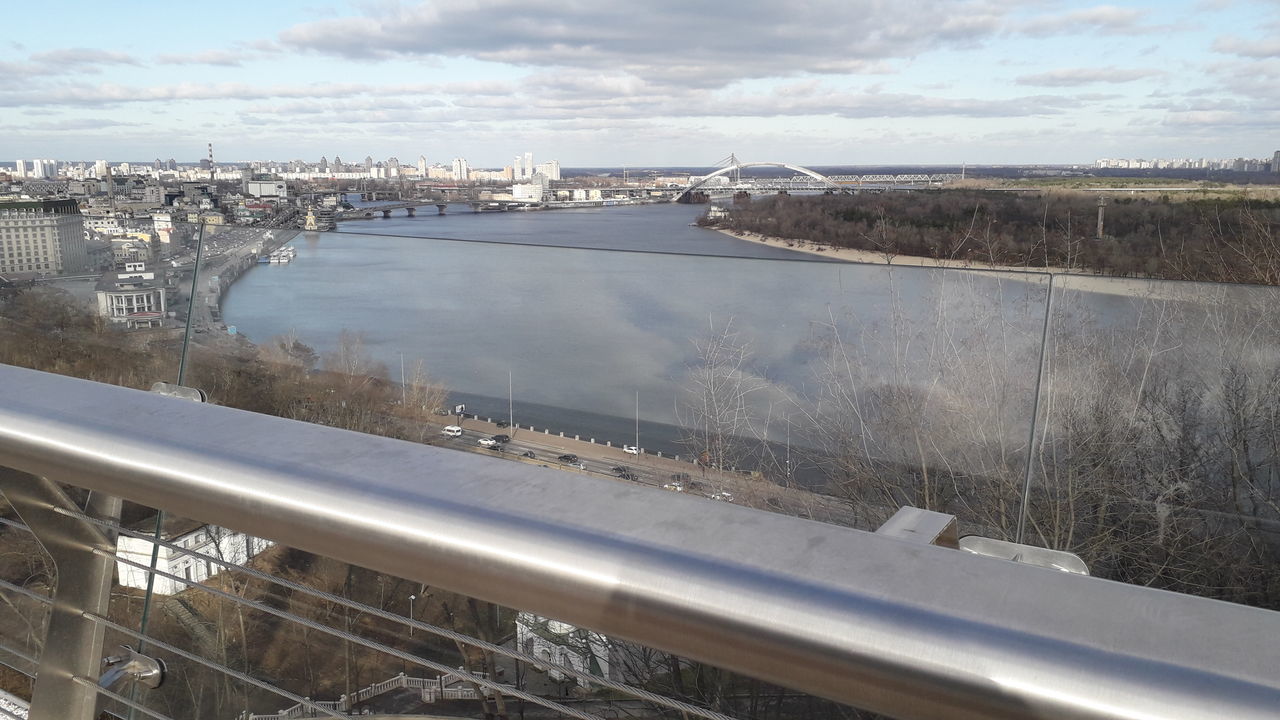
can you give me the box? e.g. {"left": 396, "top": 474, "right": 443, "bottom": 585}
{"left": 711, "top": 190, "right": 1280, "bottom": 285}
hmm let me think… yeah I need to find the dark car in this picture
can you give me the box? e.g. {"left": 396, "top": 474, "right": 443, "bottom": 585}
{"left": 494, "top": 420, "right": 510, "bottom": 428}
{"left": 617, "top": 471, "right": 639, "bottom": 481}
{"left": 557, "top": 454, "right": 579, "bottom": 463}
{"left": 520, "top": 450, "right": 536, "bottom": 459}
{"left": 491, "top": 434, "right": 511, "bottom": 443}
{"left": 611, "top": 466, "right": 630, "bottom": 474}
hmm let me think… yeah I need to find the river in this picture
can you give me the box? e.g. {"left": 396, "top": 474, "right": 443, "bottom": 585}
{"left": 220, "top": 201, "right": 1054, "bottom": 457}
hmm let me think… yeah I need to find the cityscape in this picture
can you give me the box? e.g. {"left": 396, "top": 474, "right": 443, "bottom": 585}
{"left": 2, "top": 2, "right": 1280, "bottom": 720}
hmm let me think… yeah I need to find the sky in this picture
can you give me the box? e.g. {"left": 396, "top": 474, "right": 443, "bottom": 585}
{"left": 2, "top": 0, "right": 1278, "bottom": 167}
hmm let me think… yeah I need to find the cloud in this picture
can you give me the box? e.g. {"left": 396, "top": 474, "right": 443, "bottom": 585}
{"left": 156, "top": 50, "right": 248, "bottom": 67}
{"left": 1015, "top": 67, "right": 1163, "bottom": 87}
{"left": 1018, "top": 5, "right": 1151, "bottom": 37}
{"left": 0, "top": 118, "right": 132, "bottom": 132}
{"left": 1212, "top": 35, "right": 1280, "bottom": 58}
{"left": 0, "top": 81, "right": 446, "bottom": 108}
{"left": 276, "top": 0, "right": 1011, "bottom": 89}
{"left": 1163, "top": 110, "right": 1280, "bottom": 128}
{"left": 29, "top": 47, "right": 142, "bottom": 68}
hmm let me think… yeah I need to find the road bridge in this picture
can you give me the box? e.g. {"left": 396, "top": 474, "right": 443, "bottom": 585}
{"left": 334, "top": 201, "right": 450, "bottom": 221}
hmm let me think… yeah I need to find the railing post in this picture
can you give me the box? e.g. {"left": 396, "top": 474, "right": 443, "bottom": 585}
{"left": 0, "top": 468, "right": 121, "bottom": 720}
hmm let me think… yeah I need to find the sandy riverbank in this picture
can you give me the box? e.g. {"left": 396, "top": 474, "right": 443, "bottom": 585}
{"left": 712, "top": 227, "right": 1230, "bottom": 301}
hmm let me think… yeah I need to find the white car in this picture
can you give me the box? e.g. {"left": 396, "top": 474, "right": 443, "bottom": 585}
{"left": 442, "top": 425, "right": 463, "bottom": 438}
{"left": 709, "top": 491, "right": 735, "bottom": 503}
{"left": 478, "top": 437, "right": 499, "bottom": 447}
{"left": 662, "top": 481, "right": 685, "bottom": 492}
{"left": 622, "top": 445, "right": 639, "bottom": 455}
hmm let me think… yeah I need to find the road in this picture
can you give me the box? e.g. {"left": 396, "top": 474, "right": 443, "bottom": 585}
{"left": 425, "top": 416, "right": 863, "bottom": 529}
{"left": 436, "top": 423, "right": 700, "bottom": 495}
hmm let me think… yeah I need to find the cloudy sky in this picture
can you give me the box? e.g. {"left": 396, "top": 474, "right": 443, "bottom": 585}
{"left": 3, "top": 0, "right": 1278, "bottom": 167}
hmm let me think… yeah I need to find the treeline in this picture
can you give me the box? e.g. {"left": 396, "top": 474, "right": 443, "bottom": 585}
{"left": 0, "top": 286, "right": 448, "bottom": 440}
{"left": 675, "top": 289, "right": 1280, "bottom": 611}
{"left": 713, "top": 191, "right": 1280, "bottom": 285}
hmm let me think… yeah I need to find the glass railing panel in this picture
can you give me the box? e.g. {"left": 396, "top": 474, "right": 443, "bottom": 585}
{"left": 176, "top": 218, "right": 1049, "bottom": 536}
{"left": 1030, "top": 274, "right": 1280, "bottom": 606}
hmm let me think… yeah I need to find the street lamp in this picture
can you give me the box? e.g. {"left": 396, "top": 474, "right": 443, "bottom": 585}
{"left": 408, "top": 594, "right": 416, "bottom": 636}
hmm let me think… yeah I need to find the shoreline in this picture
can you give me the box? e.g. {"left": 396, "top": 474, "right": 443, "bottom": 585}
{"left": 711, "top": 226, "right": 1082, "bottom": 274}
{"left": 709, "top": 226, "right": 1220, "bottom": 301}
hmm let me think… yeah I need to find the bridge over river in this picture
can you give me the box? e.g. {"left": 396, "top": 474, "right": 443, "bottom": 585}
{"left": 334, "top": 201, "right": 450, "bottom": 221}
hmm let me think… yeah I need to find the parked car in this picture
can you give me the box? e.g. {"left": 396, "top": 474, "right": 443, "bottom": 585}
{"left": 617, "top": 471, "right": 639, "bottom": 481}
{"left": 478, "top": 437, "right": 499, "bottom": 447}
{"left": 442, "top": 425, "right": 463, "bottom": 438}
{"left": 491, "top": 434, "right": 511, "bottom": 443}
{"left": 622, "top": 445, "right": 639, "bottom": 455}
{"left": 568, "top": 462, "right": 586, "bottom": 470}
{"left": 610, "top": 466, "right": 629, "bottom": 474}
{"left": 494, "top": 420, "right": 510, "bottom": 428}
{"left": 662, "top": 481, "right": 685, "bottom": 492}
{"left": 557, "top": 454, "right": 579, "bottom": 463}
{"left": 709, "top": 491, "right": 735, "bottom": 503}
{"left": 520, "top": 450, "right": 536, "bottom": 459}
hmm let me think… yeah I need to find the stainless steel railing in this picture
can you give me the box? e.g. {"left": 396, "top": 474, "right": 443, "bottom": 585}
{"left": 0, "top": 362, "right": 1278, "bottom": 720}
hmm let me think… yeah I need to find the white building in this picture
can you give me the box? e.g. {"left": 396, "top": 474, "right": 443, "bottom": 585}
{"left": 512, "top": 172, "right": 550, "bottom": 202}
{"left": 0, "top": 197, "right": 89, "bottom": 276}
{"left": 516, "top": 613, "right": 612, "bottom": 686}
{"left": 152, "top": 213, "right": 173, "bottom": 245}
{"left": 13, "top": 160, "right": 27, "bottom": 178}
{"left": 534, "top": 160, "right": 561, "bottom": 181}
{"left": 244, "top": 180, "right": 289, "bottom": 199}
{"left": 94, "top": 160, "right": 109, "bottom": 178}
{"left": 451, "top": 157, "right": 471, "bottom": 181}
{"left": 95, "top": 262, "right": 168, "bottom": 328}
{"left": 116, "top": 522, "right": 275, "bottom": 595}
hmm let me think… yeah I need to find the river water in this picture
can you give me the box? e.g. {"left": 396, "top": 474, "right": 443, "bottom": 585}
{"left": 220, "top": 201, "right": 1052, "bottom": 456}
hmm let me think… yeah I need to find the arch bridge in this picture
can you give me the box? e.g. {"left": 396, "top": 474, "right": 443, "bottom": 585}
{"left": 676, "top": 161, "right": 839, "bottom": 202}
{"left": 675, "top": 160, "right": 962, "bottom": 202}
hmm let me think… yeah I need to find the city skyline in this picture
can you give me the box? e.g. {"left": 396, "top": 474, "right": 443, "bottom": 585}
{"left": 3, "top": 1, "right": 1278, "bottom": 165}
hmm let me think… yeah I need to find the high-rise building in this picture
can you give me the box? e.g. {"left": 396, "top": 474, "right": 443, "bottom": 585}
{"left": 94, "top": 160, "right": 109, "bottom": 178}
{"left": 513, "top": 154, "right": 524, "bottom": 180}
{"left": 451, "top": 157, "right": 470, "bottom": 181}
{"left": 523, "top": 152, "right": 534, "bottom": 180}
{"left": 364, "top": 155, "right": 373, "bottom": 170}
{"left": 534, "top": 160, "right": 561, "bottom": 181}
{"left": 417, "top": 155, "right": 428, "bottom": 175}
{"left": 14, "top": 160, "right": 28, "bottom": 178}
{"left": 1273, "top": 150, "right": 1279, "bottom": 173}
{"left": 0, "top": 198, "right": 90, "bottom": 276}
{"left": 29, "top": 159, "right": 57, "bottom": 180}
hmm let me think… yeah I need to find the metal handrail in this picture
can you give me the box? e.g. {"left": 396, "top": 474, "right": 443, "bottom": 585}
{"left": 0, "top": 363, "right": 1278, "bottom": 720}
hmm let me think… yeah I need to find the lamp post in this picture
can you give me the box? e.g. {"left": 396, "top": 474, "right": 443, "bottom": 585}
{"left": 408, "top": 594, "right": 416, "bottom": 636}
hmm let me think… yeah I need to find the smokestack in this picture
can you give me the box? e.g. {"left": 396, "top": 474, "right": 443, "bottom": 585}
{"left": 208, "top": 142, "right": 215, "bottom": 184}
{"left": 1096, "top": 196, "right": 1107, "bottom": 240}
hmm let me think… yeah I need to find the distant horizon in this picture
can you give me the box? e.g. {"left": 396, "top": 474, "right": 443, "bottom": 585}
{"left": 6, "top": 159, "right": 1272, "bottom": 171}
